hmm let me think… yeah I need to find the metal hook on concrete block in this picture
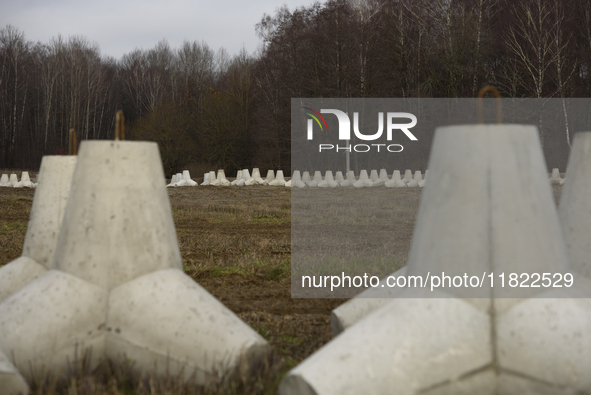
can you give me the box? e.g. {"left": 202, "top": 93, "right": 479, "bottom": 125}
{"left": 69, "top": 129, "right": 77, "bottom": 155}
{"left": 115, "top": 110, "right": 125, "bottom": 141}
{"left": 477, "top": 86, "right": 502, "bottom": 124}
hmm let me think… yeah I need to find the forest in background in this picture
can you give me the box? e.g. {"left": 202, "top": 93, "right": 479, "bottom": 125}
{"left": 1, "top": 0, "right": 591, "bottom": 176}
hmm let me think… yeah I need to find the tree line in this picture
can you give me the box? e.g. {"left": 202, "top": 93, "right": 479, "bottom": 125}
{"left": 2, "top": 0, "right": 591, "bottom": 174}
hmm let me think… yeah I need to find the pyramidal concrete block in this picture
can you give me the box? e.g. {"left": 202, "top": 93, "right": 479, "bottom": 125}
{"left": 413, "top": 170, "right": 423, "bottom": 182}
{"left": 181, "top": 170, "right": 198, "bottom": 186}
{"left": 21, "top": 172, "right": 33, "bottom": 188}
{"left": 302, "top": 171, "right": 311, "bottom": 183}
{"left": 318, "top": 171, "right": 338, "bottom": 188}
{"left": 174, "top": 173, "right": 187, "bottom": 187}
{"left": 402, "top": 169, "right": 413, "bottom": 183}
{"left": 245, "top": 168, "right": 264, "bottom": 186}
{"left": 246, "top": 168, "right": 265, "bottom": 185}
{"left": 269, "top": 170, "right": 286, "bottom": 186}
{"left": 0, "top": 347, "right": 30, "bottom": 395}
{"left": 559, "top": 132, "right": 591, "bottom": 279}
{"left": 231, "top": 170, "right": 242, "bottom": 185}
{"left": 0, "top": 156, "right": 77, "bottom": 303}
{"left": 234, "top": 170, "right": 247, "bottom": 186}
{"left": 13, "top": 172, "right": 33, "bottom": 188}
{"left": 0, "top": 174, "right": 8, "bottom": 186}
{"left": 353, "top": 170, "right": 372, "bottom": 188}
{"left": 9, "top": 174, "right": 18, "bottom": 186}
{"left": 0, "top": 141, "right": 269, "bottom": 383}
{"left": 550, "top": 168, "right": 563, "bottom": 185}
{"left": 215, "top": 169, "right": 231, "bottom": 186}
{"left": 385, "top": 169, "right": 407, "bottom": 187}
{"left": 263, "top": 170, "right": 275, "bottom": 185}
{"left": 174, "top": 172, "right": 183, "bottom": 186}
{"left": 312, "top": 171, "right": 323, "bottom": 182}
{"left": 210, "top": 170, "right": 221, "bottom": 186}
{"left": 201, "top": 173, "right": 210, "bottom": 186}
{"left": 369, "top": 169, "right": 379, "bottom": 182}
{"left": 323, "top": 171, "right": 339, "bottom": 188}
{"left": 290, "top": 171, "right": 305, "bottom": 188}
{"left": 342, "top": 170, "right": 357, "bottom": 187}
{"left": 419, "top": 170, "right": 428, "bottom": 187}
{"left": 281, "top": 124, "right": 588, "bottom": 394}
{"left": 167, "top": 174, "right": 178, "bottom": 187}
{"left": 385, "top": 170, "right": 407, "bottom": 188}
{"left": 306, "top": 171, "right": 321, "bottom": 187}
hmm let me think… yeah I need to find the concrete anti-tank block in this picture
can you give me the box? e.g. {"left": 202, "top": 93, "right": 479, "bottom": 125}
{"left": 402, "top": 169, "right": 413, "bottom": 183}
{"left": 353, "top": 170, "right": 372, "bottom": 188}
{"left": 200, "top": 173, "right": 210, "bottom": 185}
{"left": 302, "top": 171, "right": 311, "bottom": 183}
{"left": 369, "top": 169, "right": 379, "bottom": 182}
{"left": 0, "top": 270, "right": 108, "bottom": 381}
{"left": 282, "top": 125, "right": 583, "bottom": 394}
{"left": 404, "top": 125, "right": 568, "bottom": 301}
{"left": 290, "top": 171, "right": 305, "bottom": 188}
{"left": 52, "top": 142, "right": 182, "bottom": 289}
{"left": 269, "top": 170, "right": 286, "bottom": 186}
{"left": 231, "top": 170, "right": 243, "bottom": 185}
{"left": 175, "top": 170, "right": 197, "bottom": 187}
{"left": 385, "top": 170, "right": 406, "bottom": 187}
{"left": 0, "top": 141, "right": 270, "bottom": 385}
{"left": 558, "top": 132, "right": 591, "bottom": 279}
{"left": 550, "top": 167, "right": 563, "bottom": 185}
{"left": 0, "top": 156, "right": 76, "bottom": 303}
{"left": 215, "top": 169, "right": 231, "bottom": 186}
{"left": 22, "top": 156, "right": 77, "bottom": 268}
{"left": 107, "top": 269, "right": 269, "bottom": 381}
{"left": 281, "top": 297, "right": 491, "bottom": 395}
{"left": 497, "top": 293, "right": 591, "bottom": 391}
{"left": 209, "top": 171, "right": 220, "bottom": 186}
{"left": 263, "top": 170, "right": 275, "bottom": 186}
{"left": 167, "top": 174, "right": 178, "bottom": 187}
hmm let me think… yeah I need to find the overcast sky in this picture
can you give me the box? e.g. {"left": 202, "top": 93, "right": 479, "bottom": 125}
{"left": 0, "top": 0, "right": 321, "bottom": 60}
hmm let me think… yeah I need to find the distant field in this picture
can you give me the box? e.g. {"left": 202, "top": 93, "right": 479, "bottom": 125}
{"left": 0, "top": 184, "right": 563, "bottom": 394}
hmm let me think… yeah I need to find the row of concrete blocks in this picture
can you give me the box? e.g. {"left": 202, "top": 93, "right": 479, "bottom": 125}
{"left": 0, "top": 172, "right": 36, "bottom": 188}
{"left": 290, "top": 169, "right": 428, "bottom": 188}
{"left": 201, "top": 168, "right": 289, "bottom": 186}
{"left": 549, "top": 167, "right": 566, "bottom": 185}
{"left": 0, "top": 143, "right": 270, "bottom": 394}
{"left": 279, "top": 127, "right": 591, "bottom": 395}
{"left": 166, "top": 170, "right": 198, "bottom": 187}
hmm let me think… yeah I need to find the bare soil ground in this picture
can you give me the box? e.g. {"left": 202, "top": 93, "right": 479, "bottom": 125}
{"left": 0, "top": 183, "right": 563, "bottom": 394}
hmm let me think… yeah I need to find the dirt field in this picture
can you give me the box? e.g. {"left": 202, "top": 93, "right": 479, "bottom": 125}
{"left": 0, "top": 183, "right": 563, "bottom": 394}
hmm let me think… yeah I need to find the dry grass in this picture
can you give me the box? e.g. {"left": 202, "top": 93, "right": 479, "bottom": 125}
{"left": 0, "top": 184, "right": 565, "bottom": 394}
{"left": 0, "top": 188, "right": 34, "bottom": 265}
